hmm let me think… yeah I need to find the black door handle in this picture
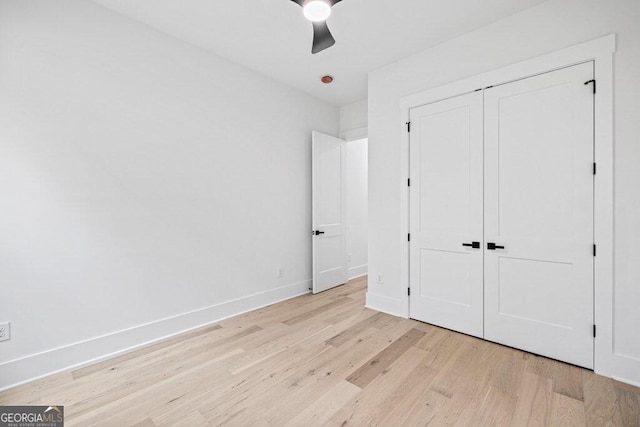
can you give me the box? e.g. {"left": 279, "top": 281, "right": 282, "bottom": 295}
{"left": 462, "top": 241, "right": 480, "bottom": 249}
{"left": 314, "top": 230, "right": 325, "bottom": 236}
{"left": 487, "top": 242, "right": 505, "bottom": 250}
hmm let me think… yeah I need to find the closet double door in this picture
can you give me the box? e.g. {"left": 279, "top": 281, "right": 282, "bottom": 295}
{"left": 409, "top": 62, "right": 595, "bottom": 369}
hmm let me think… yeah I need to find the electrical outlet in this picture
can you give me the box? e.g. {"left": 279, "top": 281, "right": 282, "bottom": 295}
{"left": 347, "top": 254, "right": 352, "bottom": 263}
{"left": 0, "top": 322, "right": 10, "bottom": 342}
{"left": 278, "top": 267, "right": 284, "bottom": 278}
{"left": 377, "top": 274, "right": 383, "bottom": 284}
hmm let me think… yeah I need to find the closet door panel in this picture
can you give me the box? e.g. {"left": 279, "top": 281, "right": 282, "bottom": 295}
{"left": 409, "top": 91, "right": 484, "bottom": 338}
{"left": 483, "top": 62, "right": 595, "bottom": 368}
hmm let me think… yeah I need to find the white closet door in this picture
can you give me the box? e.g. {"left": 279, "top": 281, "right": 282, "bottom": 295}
{"left": 409, "top": 91, "right": 484, "bottom": 338}
{"left": 484, "top": 62, "right": 594, "bottom": 368}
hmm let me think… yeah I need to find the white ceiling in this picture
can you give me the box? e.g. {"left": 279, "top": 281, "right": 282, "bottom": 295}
{"left": 92, "top": 0, "right": 547, "bottom": 106}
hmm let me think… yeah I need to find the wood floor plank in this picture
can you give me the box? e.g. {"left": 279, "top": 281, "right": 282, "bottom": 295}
{"left": 323, "top": 304, "right": 374, "bottom": 325}
{"left": 203, "top": 321, "right": 414, "bottom": 426}
{"left": 67, "top": 358, "right": 236, "bottom": 426}
{"left": 393, "top": 389, "right": 452, "bottom": 426}
{"left": 489, "top": 351, "right": 527, "bottom": 397}
{"left": 417, "top": 327, "right": 469, "bottom": 372}
{"left": 227, "top": 321, "right": 341, "bottom": 375}
{"left": 195, "top": 314, "right": 392, "bottom": 425}
{"left": 283, "top": 380, "right": 361, "bottom": 427}
{"left": 346, "top": 327, "right": 426, "bottom": 388}
{"left": 130, "top": 417, "right": 157, "bottom": 427}
{"left": 325, "top": 311, "right": 387, "bottom": 347}
{"left": 377, "top": 376, "right": 445, "bottom": 426}
{"left": 1, "top": 275, "right": 639, "bottom": 426}
{"left": 550, "top": 393, "right": 587, "bottom": 427}
{"left": 615, "top": 385, "right": 640, "bottom": 427}
{"left": 553, "top": 362, "right": 586, "bottom": 402}
{"left": 348, "top": 350, "right": 439, "bottom": 426}
{"left": 153, "top": 341, "right": 330, "bottom": 425}
{"left": 428, "top": 337, "right": 498, "bottom": 402}
{"left": 512, "top": 371, "right": 554, "bottom": 427}
{"left": 329, "top": 346, "right": 431, "bottom": 426}
{"left": 71, "top": 324, "right": 223, "bottom": 380}
{"left": 63, "top": 326, "right": 267, "bottom": 423}
{"left": 282, "top": 296, "right": 352, "bottom": 326}
{"left": 428, "top": 341, "right": 509, "bottom": 425}
{"left": 583, "top": 370, "right": 624, "bottom": 427}
{"left": 167, "top": 411, "right": 209, "bottom": 427}
{"left": 54, "top": 325, "right": 260, "bottom": 419}
{"left": 473, "top": 386, "right": 518, "bottom": 426}
{"left": 0, "top": 371, "right": 74, "bottom": 406}
{"left": 199, "top": 342, "right": 337, "bottom": 425}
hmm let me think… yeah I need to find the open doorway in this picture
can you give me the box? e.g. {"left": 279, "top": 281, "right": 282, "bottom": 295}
{"left": 312, "top": 132, "right": 368, "bottom": 293}
{"left": 345, "top": 138, "right": 368, "bottom": 280}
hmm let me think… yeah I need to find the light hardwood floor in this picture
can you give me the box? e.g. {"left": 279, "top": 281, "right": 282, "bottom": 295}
{"left": 1, "top": 276, "right": 639, "bottom": 426}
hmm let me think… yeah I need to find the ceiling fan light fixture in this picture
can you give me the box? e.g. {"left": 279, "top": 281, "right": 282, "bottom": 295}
{"left": 303, "top": 0, "right": 331, "bottom": 22}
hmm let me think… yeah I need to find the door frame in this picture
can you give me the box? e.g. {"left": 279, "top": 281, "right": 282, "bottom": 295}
{"left": 399, "top": 34, "right": 616, "bottom": 379}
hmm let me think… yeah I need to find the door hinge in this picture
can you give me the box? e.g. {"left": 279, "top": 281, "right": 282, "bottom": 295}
{"left": 593, "top": 162, "right": 597, "bottom": 175}
{"left": 593, "top": 324, "right": 596, "bottom": 338}
{"left": 408, "top": 288, "right": 411, "bottom": 296}
{"left": 406, "top": 121, "right": 411, "bottom": 132}
{"left": 408, "top": 233, "right": 411, "bottom": 242}
{"left": 593, "top": 244, "right": 597, "bottom": 256}
{"left": 407, "top": 178, "right": 410, "bottom": 187}
{"left": 585, "top": 79, "right": 596, "bottom": 94}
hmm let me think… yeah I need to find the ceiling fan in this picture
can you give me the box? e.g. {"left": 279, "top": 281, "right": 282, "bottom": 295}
{"left": 290, "top": 0, "right": 343, "bottom": 54}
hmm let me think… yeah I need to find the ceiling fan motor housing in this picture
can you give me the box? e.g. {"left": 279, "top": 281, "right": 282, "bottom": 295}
{"left": 291, "top": 0, "right": 342, "bottom": 54}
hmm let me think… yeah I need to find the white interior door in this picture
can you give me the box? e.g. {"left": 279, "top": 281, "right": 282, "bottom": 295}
{"left": 312, "top": 131, "right": 347, "bottom": 294}
{"left": 484, "top": 62, "right": 594, "bottom": 368}
{"left": 409, "top": 91, "right": 484, "bottom": 338}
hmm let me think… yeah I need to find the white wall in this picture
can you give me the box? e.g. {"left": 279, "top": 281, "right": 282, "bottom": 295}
{"left": 339, "top": 100, "right": 368, "bottom": 278}
{"left": 345, "top": 139, "right": 368, "bottom": 279}
{"left": 339, "top": 99, "right": 368, "bottom": 141}
{"left": 0, "top": 0, "right": 338, "bottom": 390}
{"left": 368, "top": 0, "right": 640, "bottom": 385}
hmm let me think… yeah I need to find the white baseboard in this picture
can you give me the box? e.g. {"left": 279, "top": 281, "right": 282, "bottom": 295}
{"left": 348, "top": 264, "right": 368, "bottom": 280}
{"left": 365, "top": 292, "right": 407, "bottom": 318}
{"left": 607, "top": 353, "right": 640, "bottom": 388}
{"left": 0, "top": 280, "right": 311, "bottom": 392}
{"left": 613, "top": 375, "right": 640, "bottom": 388}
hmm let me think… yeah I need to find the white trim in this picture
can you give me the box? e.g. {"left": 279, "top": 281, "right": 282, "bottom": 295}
{"left": 0, "top": 280, "right": 311, "bottom": 392}
{"left": 398, "top": 34, "right": 625, "bottom": 382}
{"left": 399, "top": 35, "right": 615, "bottom": 111}
{"left": 610, "top": 354, "right": 640, "bottom": 386}
{"left": 365, "top": 292, "right": 408, "bottom": 319}
{"left": 348, "top": 264, "right": 368, "bottom": 279}
{"left": 339, "top": 126, "right": 368, "bottom": 141}
{"left": 399, "top": 106, "right": 411, "bottom": 319}
{"left": 612, "top": 376, "right": 640, "bottom": 389}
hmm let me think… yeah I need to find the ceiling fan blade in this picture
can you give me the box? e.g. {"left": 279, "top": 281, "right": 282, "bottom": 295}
{"left": 329, "top": 0, "right": 342, "bottom": 5}
{"left": 290, "top": 0, "right": 304, "bottom": 6}
{"left": 311, "top": 21, "right": 335, "bottom": 54}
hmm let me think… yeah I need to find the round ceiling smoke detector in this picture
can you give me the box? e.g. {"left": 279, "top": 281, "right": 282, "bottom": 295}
{"left": 321, "top": 75, "right": 334, "bottom": 84}
{"left": 303, "top": 0, "right": 332, "bottom": 22}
